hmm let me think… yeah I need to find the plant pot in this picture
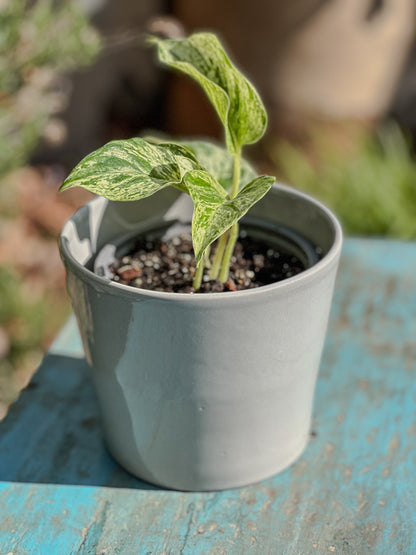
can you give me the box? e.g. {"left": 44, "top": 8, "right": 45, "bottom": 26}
{"left": 59, "top": 184, "right": 342, "bottom": 491}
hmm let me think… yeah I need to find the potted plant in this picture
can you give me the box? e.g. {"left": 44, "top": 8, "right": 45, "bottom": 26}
{"left": 59, "top": 32, "right": 343, "bottom": 491}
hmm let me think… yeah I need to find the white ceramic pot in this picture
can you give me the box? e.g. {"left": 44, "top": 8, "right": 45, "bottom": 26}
{"left": 59, "top": 184, "right": 342, "bottom": 491}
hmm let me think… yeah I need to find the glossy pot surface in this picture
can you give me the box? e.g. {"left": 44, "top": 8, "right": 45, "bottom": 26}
{"left": 60, "top": 184, "right": 342, "bottom": 490}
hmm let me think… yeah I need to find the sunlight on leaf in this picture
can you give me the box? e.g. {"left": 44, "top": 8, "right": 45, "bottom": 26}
{"left": 152, "top": 33, "right": 267, "bottom": 153}
{"left": 185, "top": 171, "right": 274, "bottom": 264}
{"left": 60, "top": 138, "right": 202, "bottom": 199}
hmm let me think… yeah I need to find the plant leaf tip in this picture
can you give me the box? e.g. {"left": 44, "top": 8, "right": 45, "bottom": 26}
{"left": 59, "top": 181, "right": 70, "bottom": 192}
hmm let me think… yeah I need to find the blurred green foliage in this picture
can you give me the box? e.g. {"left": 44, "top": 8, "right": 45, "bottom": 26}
{"left": 0, "top": 266, "right": 44, "bottom": 364}
{"left": 273, "top": 124, "right": 416, "bottom": 238}
{"left": 0, "top": 266, "right": 44, "bottom": 411}
{"left": 0, "top": 261, "right": 71, "bottom": 412}
{"left": 0, "top": 0, "right": 100, "bottom": 414}
{"left": 0, "top": 0, "right": 101, "bottom": 176}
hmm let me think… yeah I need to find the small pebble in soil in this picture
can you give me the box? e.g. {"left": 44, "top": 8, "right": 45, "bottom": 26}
{"left": 109, "top": 232, "right": 308, "bottom": 294}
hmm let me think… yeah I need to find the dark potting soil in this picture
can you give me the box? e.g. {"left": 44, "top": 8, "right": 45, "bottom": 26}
{"left": 108, "top": 230, "right": 313, "bottom": 294}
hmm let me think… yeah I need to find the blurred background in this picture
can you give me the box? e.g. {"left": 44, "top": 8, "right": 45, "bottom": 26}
{"left": 1, "top": 0, "right": 416, "bottom": 416}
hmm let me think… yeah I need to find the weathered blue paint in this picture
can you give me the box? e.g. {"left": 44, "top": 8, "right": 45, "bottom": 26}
{"left": 0, "top": 238, "right": 415, "bottom": 554}
{"left": 49, "top": 314, "right": 84, "bottom": 358}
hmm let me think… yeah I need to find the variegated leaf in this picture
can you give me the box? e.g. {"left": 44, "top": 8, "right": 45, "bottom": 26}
{"left": 184, "top": 171, "right": 275, "bottom": 264}
{"left": 60, "top": 138, "right": 202, "bottom": 199}
{"left": 152, "top": 33, "right": 267, "bottom": 153}
{"left": 181, "top": 139, "right": 257, "bottom": 193}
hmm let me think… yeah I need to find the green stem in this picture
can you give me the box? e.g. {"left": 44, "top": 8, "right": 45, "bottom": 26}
{"left": 192, "top": 258, "right": 205, "bottom": 291}
{"left": 219, "top": 222, "right": 238, "bottom": 283}
{"left": 209, "top": 231, "right": 229, "bottom": 280}
{"left": 218, "top": 147, "right": 241, "bottom": 283}
{"left": 230, "top": 146, "right": 242, "bottom": 200}
{"left": 204, "top": 245, "right": 211, "bottom": 268}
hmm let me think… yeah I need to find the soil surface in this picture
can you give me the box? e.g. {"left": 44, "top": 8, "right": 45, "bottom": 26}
{"left": 109, "top": 231, "right": 307, "bottom": 294}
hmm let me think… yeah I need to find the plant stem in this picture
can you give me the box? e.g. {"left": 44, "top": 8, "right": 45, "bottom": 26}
{"left": 219, "top": 222, "right": 238, "bottom": 283}
{"left": 204, "top": 245, "right": 211, "bottom": 268}
{"left": 230, "top": 146, "right": 242, "bottom": 200}
{"left": 193, "top": 258, "right": 204, "bottom": 290}
{"left": 218, "top": 147, "right": 242, "bottom": 283}
{"left": 209, "top": 231, "right": 229, "bottom": 280}
{"left": 193, "top": 245, "right": 211, "bottom": 290}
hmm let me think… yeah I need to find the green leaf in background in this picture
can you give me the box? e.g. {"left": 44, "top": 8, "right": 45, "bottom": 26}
{"left": 0, "top": 0, "right": 101, "bottom": 177}
{"left": 152, "top": 33, "right": 267, "bottom": 154}
{"left": 181, "top": 139, "right": 257, "bottom": 193}
{"left": 273, "top": 124, "right": 416, "bottom": 239}
{"left": 184, "top": 171, "right": 275, "bottom": 264}
{"left": 60, "top": 138, "right": 202, "bottom": 199}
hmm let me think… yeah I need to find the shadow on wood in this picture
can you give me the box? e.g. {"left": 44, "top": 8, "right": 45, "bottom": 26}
{"left": 0, "top": 353, "right": 160, "bottom": 490}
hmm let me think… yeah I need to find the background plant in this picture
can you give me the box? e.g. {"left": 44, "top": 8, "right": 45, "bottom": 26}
{"left": 0, "top": 266, "right": 54, "bottom": 417}
{"left": 271, "top": 124, "right": 416, "bottom": 238}
{"left": 0, "top": 0, "right": 100, "bottom": 418}
{"left": 61, "top": 32, "right": 275, "bottom": 290}
{"left": 0, "top": 0, "right": 101, "bottom": 177}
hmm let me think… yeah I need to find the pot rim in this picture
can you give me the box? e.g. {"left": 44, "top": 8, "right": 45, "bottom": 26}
{"left": 60, "top": 183, "right": 343, "bottom": 303}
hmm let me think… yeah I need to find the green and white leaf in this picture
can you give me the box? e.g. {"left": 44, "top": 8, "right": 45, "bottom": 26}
{"left": 180, "top": 139, "right": 257, "bottom": 193}
{"left": 152, "top": 33, "right": 267, "bottom": 153}
{"left": 184, "top": 170, "right": 275, "bottom": 264}
{"left": 60, "top": 137, "right": 202, "bottom": 199}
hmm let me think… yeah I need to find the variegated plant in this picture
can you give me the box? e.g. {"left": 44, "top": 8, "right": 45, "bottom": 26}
{"left": 60, "top": 32, "right": 275, "bottom": 290}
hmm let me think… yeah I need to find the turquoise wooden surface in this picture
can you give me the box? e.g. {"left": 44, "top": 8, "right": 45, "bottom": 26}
{"left": 0, "top": 238, "right": 415, "bottom": 554}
